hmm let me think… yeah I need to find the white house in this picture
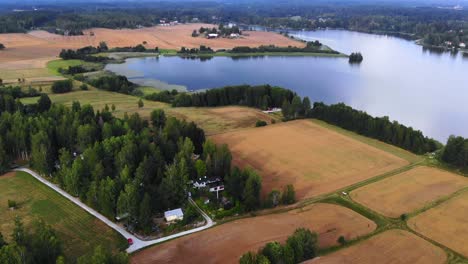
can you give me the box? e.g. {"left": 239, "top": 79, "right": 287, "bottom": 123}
{"left": 164, "top": 208, "right": 184, "bottom": 222}
{"left": 207, "top": 33, "right": 219, "bottom": 39}
{"left": 460, "top": 43, "right": 466, "bottom": 49}
{"left": 230, "top": 33, "right": 240, "bottom": 38}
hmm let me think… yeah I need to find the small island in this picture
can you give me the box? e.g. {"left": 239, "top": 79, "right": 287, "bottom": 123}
{"left": 349, "top": 52, "right": 364, "bottom": 63}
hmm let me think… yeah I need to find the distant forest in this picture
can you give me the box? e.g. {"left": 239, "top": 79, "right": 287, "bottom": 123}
{"left": 1, "top": 2, "right": 468, "bottom": 46}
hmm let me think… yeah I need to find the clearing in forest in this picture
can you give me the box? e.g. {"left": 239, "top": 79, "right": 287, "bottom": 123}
{"left": 0, "top": 171, "right": 126, "bottom": 260}
{"left": 130, "top": 203, "right": 376, "bottom": 264}
{"left": 351, "top": 166, "right": 468, "bottom": 217}
{"left": 307, "top": 229, "right": 446, "bottom": 264}
{"left": 210, "top": 120, "right": 409, "bottom": 200}
{"left": 408, "top": 190, "right": 468, "bottom": 257}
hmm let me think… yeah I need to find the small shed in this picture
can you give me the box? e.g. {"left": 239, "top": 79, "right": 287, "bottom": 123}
{"left": 207, "top": 33, "right": 219, "bottom": 39}
{"left": 164, "top": 208, "right": 184, "bottom": 222}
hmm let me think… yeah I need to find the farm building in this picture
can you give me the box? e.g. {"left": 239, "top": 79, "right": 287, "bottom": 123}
{"left": 165, "top": 208, "right": 184, "bottom": 222}
{"left": 207, "top": 33, "right": 219, "bottom": 39}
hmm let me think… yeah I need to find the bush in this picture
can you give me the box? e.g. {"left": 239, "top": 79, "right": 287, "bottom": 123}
{"left": 80, "top": 84, "right": 88, "bottom": 91}
{"left": 337, "top": 235, "right": 346, "bottom": 245}
{"left": 255, "top": 120, "right": 267, "bottom": 127}
{"left": 51, "top": 80, "right": 73, "bottom": 93}
{"left": 0, "top": 43, "right": 5, "bottom": 50}
{"left": 8, "top": 199, "right": 17, "bottom": 209}
{"left": 400, "top": 213, "right": 407, "bottom": 221}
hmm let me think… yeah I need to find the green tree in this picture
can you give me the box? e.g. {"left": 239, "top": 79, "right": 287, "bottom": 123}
{"left": 30, "top": 219, "right": 62, "bottom": 264}
{"left": 281, "top": 184, "right": 296, "bottom": 205}
{"left": 195, "top": 159, "right": 207, "bottom": 178}
{"left": 0, "top": 137, "right": 9, "bottom": 174}
{"left": 262, "top": 242, "right": 283, "bottom": 264}
{"left": 138, "top": 193, "right": 153, "bottom": 233}
{"left": 31, "top": 131, "right": 53, "bottom": 175}
{"left": 37, "top": 94, "right": 51, "bottom": 112}
{"left": 243, "top": 169, "right": 262, "bottom": 211}
{"left": 240, "top": 252, "right": 257, "bottom": 264}
{"left": 150, "top": 109, "right": 166, "bottom": 129}
{"left": 138, "top": 99, "right": 144, "bottom": 108}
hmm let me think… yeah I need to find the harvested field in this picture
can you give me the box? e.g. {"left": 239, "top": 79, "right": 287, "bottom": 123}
{"left": 0, "top": 172, "right": 126, "bottom": 260}
{"left": 408, "top": 191, "right": 468, "bottom": 257}
{"left": 351, "top": 166, "right": 468, "bottom": 217}
{"left": 210, "top": 120, "right": 408, "bottom": 200}
{"left": 307, "top": 230, "right": 446, "bottom": 264}
{"left": 166, "top": 106, "right": 279, "bottom": 135}
{"left": 0, "top": 23, "right": 303, "bottom": 69}
{"left": 131, "top": 203, "right": 376, "bottom": 264}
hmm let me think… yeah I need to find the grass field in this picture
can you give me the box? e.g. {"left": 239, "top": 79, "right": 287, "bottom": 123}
{"left": 0, "top": 171, "right": 126, "bottom": 261}
{"left": 307, "top": 229, "right": 446, "bottom": 264}
{"left": 408, "top": 190, "right": 468, "bottom": 257}
{"left": 210, "top": 120, "right": 409, "bottom": 200}
{"left": 130, "top": 203, "right": 376, "bottom": 264}
{"left": 351, "top": 166, "right": 468, "bottom": 218}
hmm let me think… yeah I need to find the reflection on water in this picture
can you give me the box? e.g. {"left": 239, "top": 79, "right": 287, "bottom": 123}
{"left": 106, "top": 30, "right": 468, "bottom": 142}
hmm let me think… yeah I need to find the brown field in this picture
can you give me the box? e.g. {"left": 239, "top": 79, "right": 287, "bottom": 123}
{"left": 307, "top": 229, "right": 446, "bottom": 264}
{"left": 210, "top": 120, "right": 408, "bottom": 200}
{"left": 0, "top": 23, "right": 303, "bottom": 68}
{"left": 408, "top": 191, "right": 468, "bottom": 257}
{"left": 166, "top": 106, "right": 279, "bottom": 135}
{"left": 351, "top": 166, "right": 468, "bottom": 217}
{"left": 131, "top": 203, "right": 376, "bottom": 264}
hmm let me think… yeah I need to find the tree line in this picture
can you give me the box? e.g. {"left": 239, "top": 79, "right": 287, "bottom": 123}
{"left": 239, "top": 228, "right": 318, "bottom": 264}
{"left": 310, "top": 102, "right": 440, "bottom": 154}
{"left": 229, "top": 42, "right": 338, "bottom": 55}
{"left": 167, "top": 85, "right": 296, "bottom": 109}
{"left": 441, "top": 135, "right": 468, "bottom": 171}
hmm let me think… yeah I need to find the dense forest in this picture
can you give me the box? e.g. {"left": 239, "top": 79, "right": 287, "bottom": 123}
{"left": 0, "top": 88, "right": 266, "bottom": 233}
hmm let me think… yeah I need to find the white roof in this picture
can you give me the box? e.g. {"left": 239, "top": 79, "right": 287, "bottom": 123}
{"left": 164, "top": 208, "right": 183, "bottom": 218}
{"left": 208, "top": 33, "right": 218, "bottom": 36}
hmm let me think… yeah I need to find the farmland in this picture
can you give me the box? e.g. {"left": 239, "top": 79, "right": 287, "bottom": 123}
{"left": 130, "top": 203, "right": 376, "bottom": 264}
{"left": 351, "top": 166, "right": 468, "bottom": 218}
{"left": 0, "top": 23, "right": 302, "bottom": 74}
{"left": 408, "top": 191, "right": 468, "bottom": 258}
{"left": 210, "top": 120, "right": 409, "bottom": 200}
{"left": 307, "top": 230, "right": 446, "bottom": 264}
{"left": 0, "top": 171, "right": 126, "bottom": 261}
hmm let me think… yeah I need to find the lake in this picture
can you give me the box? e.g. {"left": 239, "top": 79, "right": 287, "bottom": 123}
{"left": 105, "top": 29, "right": 468, "bottom": 142}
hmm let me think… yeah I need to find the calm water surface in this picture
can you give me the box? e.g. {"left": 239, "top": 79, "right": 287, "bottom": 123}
{"left": 106, "top": 30, "right": 468, "bottom": 142}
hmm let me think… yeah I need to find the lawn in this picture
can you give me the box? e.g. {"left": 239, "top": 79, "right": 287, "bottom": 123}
{"left": 0, "top": 171, "right": 127, "bottom": 261}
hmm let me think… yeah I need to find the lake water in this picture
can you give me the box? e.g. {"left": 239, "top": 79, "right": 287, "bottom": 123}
{"left": 105, "top": 29, "right": 468, "bottom": 142}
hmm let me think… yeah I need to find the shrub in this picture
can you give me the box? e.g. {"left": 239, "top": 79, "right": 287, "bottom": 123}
{"left": 400, "top": 213, "right": 407, "bottom": 221}
{"left": 80, "top": 84, "right": 89, "bottom": 91}
{"left": 255, "top": 120, "right": 267, "bottom": 127}
{"left": 8, "top": 199, "right": 17, "bottom": 209}
{"left": 51, "top": 80, "right": 73, "bottom": 93}
{"left": 0, "top": 43, "right": 5, "bottom": 50}
{"left": 338, "top": 235, "right": 346, "bottom": 245}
